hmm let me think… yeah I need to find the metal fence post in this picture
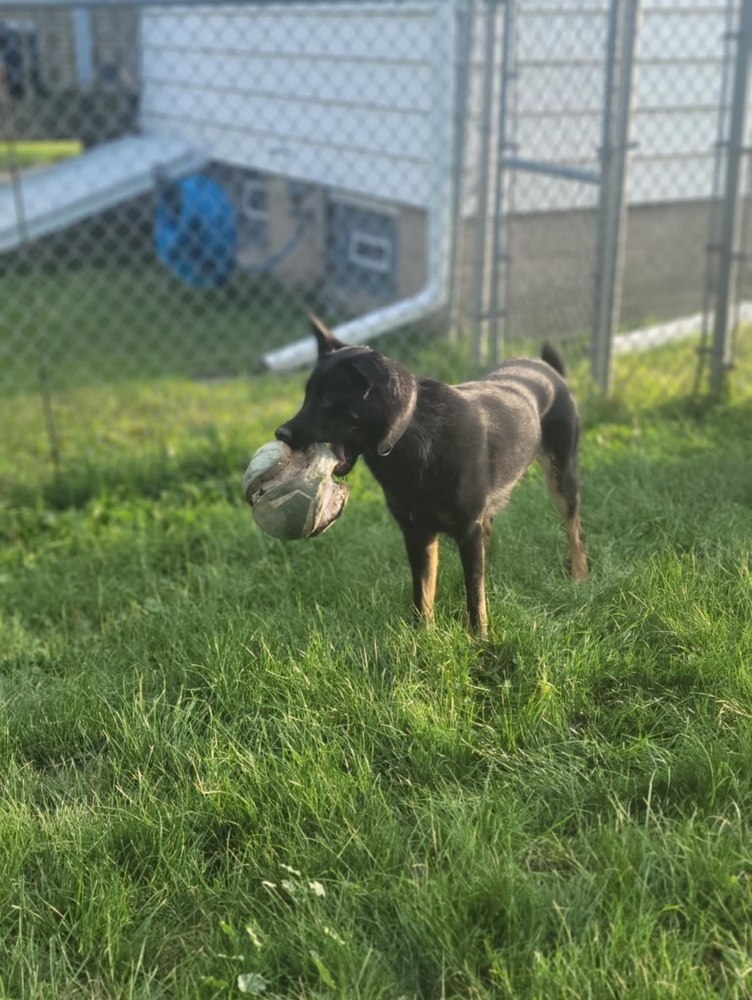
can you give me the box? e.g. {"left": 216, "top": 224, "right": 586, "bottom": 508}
{"left": 448, "top": 0, "right": 476, "bottom": 345}
{"left": 473, "top": 0, "right": 500, "bottom": 366}
{"left": 694, "top": 0, "right": 739, "bottom": 398}
{"left": 710, "top": 0, "right": 752, "bottom": 397}
{"left": 591, "top": 0, "right": 642, "bottom": 394}
{"left": 488, "top": 0, "right": 515, "bottom": 367}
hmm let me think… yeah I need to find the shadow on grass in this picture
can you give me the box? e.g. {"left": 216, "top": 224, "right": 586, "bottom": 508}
{"left": 4, "top": 434, "right": 248, "bottom": 513}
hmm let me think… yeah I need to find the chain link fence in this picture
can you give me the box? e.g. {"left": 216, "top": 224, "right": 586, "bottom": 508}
{"left": 456, "top": 0, "right": 749, "bottom": 401}
{"left": 0, "top": 0, "right": 748, "bottom": 470}
{"left": 693, "top": 0, "right": 752, "bottom": 398}
{"left": 0, "top": 0, "right": 460, "bottom": 403}
{"left": 614, "top": 0, "right": 750, "bottom": 402}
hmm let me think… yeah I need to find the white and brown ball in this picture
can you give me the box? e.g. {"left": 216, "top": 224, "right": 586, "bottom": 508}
{"left": 243, "top": 440, "right": 349, "bottom": 540}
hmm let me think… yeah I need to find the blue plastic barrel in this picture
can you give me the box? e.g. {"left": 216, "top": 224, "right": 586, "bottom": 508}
{"left": 154, "top": 172, "right": 237, "bottom": 288}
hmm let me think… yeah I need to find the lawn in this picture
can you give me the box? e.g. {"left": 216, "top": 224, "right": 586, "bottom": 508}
{"left": 0, "top": 140, "right": 83, "bottom": 172}
{"left": 0, "top": 331, "right": 751, "bottom": 998}
{"left": 0, "top": 266, "right": 311, "bottom": 397}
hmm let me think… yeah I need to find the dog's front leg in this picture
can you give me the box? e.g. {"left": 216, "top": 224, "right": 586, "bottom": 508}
{"left": 457, "top": 522, "right": 488, "bottom": 639}
{"left": 401, "top": 525, "right": 439, "bottom": 624}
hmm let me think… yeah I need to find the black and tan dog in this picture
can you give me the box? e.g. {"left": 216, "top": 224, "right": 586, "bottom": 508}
{"left": 276, "top": 316, "right": 588, "bottom": 637}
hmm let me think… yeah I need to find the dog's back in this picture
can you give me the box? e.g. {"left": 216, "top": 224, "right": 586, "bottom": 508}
{"left": 446, "top": 351, "right": 572, "bottom": 516}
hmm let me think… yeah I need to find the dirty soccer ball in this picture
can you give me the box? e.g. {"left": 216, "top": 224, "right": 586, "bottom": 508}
{"left": 243, "top": 440, "right": 349, "bottom": 540}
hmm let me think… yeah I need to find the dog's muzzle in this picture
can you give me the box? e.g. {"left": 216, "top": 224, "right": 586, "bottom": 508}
{"left": 275, "top": 424, "right": 294, "bottom": 446}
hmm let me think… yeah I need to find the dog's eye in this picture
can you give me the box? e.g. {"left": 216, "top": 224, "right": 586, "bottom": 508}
{"left": 321, "top": 396, "right": 333, "bottom": 408}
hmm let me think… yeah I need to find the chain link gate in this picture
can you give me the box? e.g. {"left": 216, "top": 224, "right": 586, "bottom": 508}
{"left": 453, "top": 0, "right": 617, "bottom": 379}
{"left": 457, "top": 0, "right": 747, "bottom": 401}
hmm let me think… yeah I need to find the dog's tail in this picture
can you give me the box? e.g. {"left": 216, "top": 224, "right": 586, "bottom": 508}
{"left": 541, "top": 341, "right": 566, "bottom": 378}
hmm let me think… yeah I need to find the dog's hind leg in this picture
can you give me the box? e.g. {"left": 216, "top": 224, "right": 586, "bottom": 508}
{"left": 401, "top": 526, "right": 439, "bottom": 624}
{"left": 539, "top": 453, "right": 588, "bottom": 582}
{"left": 457, "top": 521, "right": 488, "bottom": 639}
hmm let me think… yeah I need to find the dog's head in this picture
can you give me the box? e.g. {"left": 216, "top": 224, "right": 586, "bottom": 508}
{"left": 275, "top": 315, "right": 417, "bottom": 476}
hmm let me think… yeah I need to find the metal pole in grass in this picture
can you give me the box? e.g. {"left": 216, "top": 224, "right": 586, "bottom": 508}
{"left": 0, "top": 67, "right": 61, "bottom": 472}
{"left": 710, "top": 0, "right": 752, "bottom": 398}
{"left": 591, "top": 0, "right": 642, "bottom": 394}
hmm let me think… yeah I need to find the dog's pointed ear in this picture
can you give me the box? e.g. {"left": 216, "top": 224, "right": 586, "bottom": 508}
{"left": 349, "top": 353, "right": 417, "bottom": 456}
{"left": 309, "top": 313, "right": 345, "bottom": 357}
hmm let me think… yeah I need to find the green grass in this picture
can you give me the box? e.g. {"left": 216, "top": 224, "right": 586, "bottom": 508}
{"left": 0, "top": 259, "right": 712, "bottom": 405}
{"left": 0, "top": 140, "right": 83, "bottom": 171}
{"left": 0, "top": 261, "right": 472, "bottom": 402}
{"left": 1, "top": 332, "right": 752, "bottom": 998}
{"left": 0, "top": 266, "right": 314, "bottom": 396}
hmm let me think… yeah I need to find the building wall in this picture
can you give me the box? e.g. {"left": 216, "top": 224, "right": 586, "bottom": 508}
{"left": 139, "top": 0, "right": 738, "bottom": 215}
{"left": 456, "top": 200, "right": 716, "bottom": 340}
{"left": 265, "top": 177, "right": 328, "bottom": 290}
{"left": 207, "top": 160, "right": 710, "bottom": 332}
{"left": 205, "top": 163, "right": 426, "bottom": 305}
{"left": 140, "top": 2, "right": 446, "bottom": 210}
{"left": 397, "top": 204, "right": 428, "bottom": 300}
{"left": 463, "top": 0, "right": 739, "bottom": 215}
